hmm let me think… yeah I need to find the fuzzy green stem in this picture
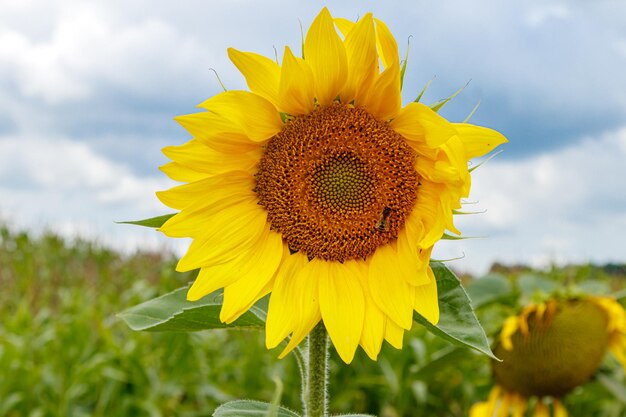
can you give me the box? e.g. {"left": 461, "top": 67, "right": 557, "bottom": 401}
{"left": 303, "top": 323, "right": 329, "bottom": 417}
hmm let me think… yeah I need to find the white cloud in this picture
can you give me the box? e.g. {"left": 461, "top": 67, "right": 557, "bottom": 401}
{"left": 0, "top": 134, "right": 179, "bottom": 253}
{"left": 525, "top": 4, "right": 572, "bottom": 27}
{"left": 0, "top": 2, "right": 215, "bottom": 104}
{"left": 435, "top": 126, "right": 626, "bottom": 274}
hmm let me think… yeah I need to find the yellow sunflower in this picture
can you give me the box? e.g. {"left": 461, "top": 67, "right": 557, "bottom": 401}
{"left": 471, "top": 296, "right": 626, "bottom": 417}
{"left": 157, "top": 8, "right": 507, "bottom": 363}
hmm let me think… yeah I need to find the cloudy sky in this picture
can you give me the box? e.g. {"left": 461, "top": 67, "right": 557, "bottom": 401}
{"left": 1, "top": 0, "right": 625, "bottom": 274}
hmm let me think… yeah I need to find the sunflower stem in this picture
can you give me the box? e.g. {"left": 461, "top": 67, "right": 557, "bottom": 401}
{"left": 303, "top": 323, "right": 329, "bottom": 417}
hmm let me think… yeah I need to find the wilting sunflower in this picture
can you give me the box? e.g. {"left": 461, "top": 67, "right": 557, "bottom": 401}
{"left": 470, "top": 296, "right": 626, "bottom": 417}
{"left": 157, "top": 8, "right": 507, "bottom": 363}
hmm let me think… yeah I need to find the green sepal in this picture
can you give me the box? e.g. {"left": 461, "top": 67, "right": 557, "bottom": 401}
{"left": 118, "top": 287, "right": 266, "bottom": 332}
{"left": 414, "top": 76, "right": 435, "bottom": 103}
{"left": 429, "top": 80, "right": 470, "bottom": 112}
{"left": 463, "top": 100, "right": 481, "bottom": 122}
{"left": 469, "top": 150, "right": 503, "bottom": 172}
{"left": 117, "top": 213, "right": 176, "bottom": 228}
{"left": 400, "top": 36, "right": 411, "bottom": 89}
{"left": 441, "top": 232, "right": 484, "bottom": 240}
{"left": 414, "top": 262, "right": 498, "bottom": 360}
{"left": 452, "top": 209, "right": 486, "bottom": 215}
{"left": 213, "top": 400, "right": 300, "bottom": 417}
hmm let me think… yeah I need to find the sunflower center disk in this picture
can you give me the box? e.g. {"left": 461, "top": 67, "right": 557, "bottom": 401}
{"left": 255, "top": 104, "right": 419, "bottom": 262}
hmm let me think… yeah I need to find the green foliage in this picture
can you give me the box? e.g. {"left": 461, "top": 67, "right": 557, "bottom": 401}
{"left": 414, "top": 262, "right": 495, "bottom": 359}
{"left": 2, "top": 224, "right": 626, "bottom": 416}
{"left": 118, "top": 287, "right": 266, "bottom": 332}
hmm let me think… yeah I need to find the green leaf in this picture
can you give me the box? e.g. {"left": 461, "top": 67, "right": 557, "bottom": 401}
{"left": 213, "top": 400, "right": 300, "bottom": 417}
{"left": 517, "top": 274, "right": 558, "bottom": 297}
{"left": 334, "top": 415, "right": 376, "bottom": 417}
{"left": 466, "top": 274, "right": 512, "bottom": 308}
{"left": 413, "top": 262, "right": 497, "bottom": 360}
{"left": 117, "top": 213, "right": 176, "bottom": 228}
{"left": 118, "top": 287, "right": 266, "bottom": 332}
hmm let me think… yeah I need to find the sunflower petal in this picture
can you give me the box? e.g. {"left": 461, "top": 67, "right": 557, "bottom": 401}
{"left": 174, "top": 112, "right": 258, "bottom": 153}
{"left": 341, "top": 13, "right": 378, "bottom": 105}
{"left": 279, "top": 46, "right": 315, "bottom": 115}
{"left": 362, "top": 60, "right": 401, "bottom": 121}
{"left": 304, "top": 7, "right": 348, "bottom": 105}
{"left": 333, "top": 17, "right": 355, "bottom": 37}
{"left": 159, "top": 162, "right": 208, "bottom": 183}
{"left": 156, "top": 171, "right": 255, "bottom": 212}
{"left": 162, "top": 139, "right": 260, "bottom": 176}
{"left": 414, "top": 266, "right": 440, "bottom": 325}
{"left": 173, "top": 202, "right": 267, "bottom": 271}
{"left": 391, "top": 102, "right": 458, "bottom": 147}
{"left": 384, "top": 318, "right": 404, "bottom": 349}
{"left": 319, "top": 260, "right": 365, "bottom": 364}
{"left": 187, "top": 227, "right": 282, "bottom": 305}
{"left": 265, "top": 248, "right": 308, "bottom": 348}
{"left": 228, "top": 48, "right": 281, "bottom": 106}
{"left": 198, "top": 91, "right": 283, "bottom": 142}
{"left": 358, "top": 266, "right": 386, "bottom": 360}
{"left": 220, "top": 230, "right": 283, "bottom": 322}
{"left": 374, "top": 18, "right": 399, "bottom": 69}
{"left": 278, "top": 259, "right": 323, "bottom": 358}
{"left": 453, "top": 123, "right": 508, "bottom": 159}
{"left": 368, "top": 244, "right": 415, "bottom": 329}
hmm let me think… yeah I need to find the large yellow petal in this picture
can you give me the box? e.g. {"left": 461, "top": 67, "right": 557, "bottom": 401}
{"left": 187, "top": 226, "right": 282, "bottom": 302}
{"left": 265, "top": 248, "right": 309, "bottom": 348}
{"left": 162, "top": 139, "right": 261, "bottom": 176}
{"left": 396, "top": 224, "right": 431, "bottom": 287}
{"left": 362, "top": 60, "right": 401, "bottom": 121}
{"left": 391, "top": 102, "right": 458, "bottom": 148}
{"left": 173, "top": 200, "right": 267, "bottom": 271}
{"left": 368, "top": 244, "right": 415, "bottom": 329}
{"left": 358, "top": 264, "right": 386, "bottom": 360}
{"left": 341, "top": 13, "right": 378, "bottom": 105}
{"left": 174, "top": 112, "right": 258, "bottom": 153}
{"left": 453, "top": 123, "right": 508, "bottom": 159}
{"left": 553, "top": 400, "right": 568, "bottom": 417}
{"left": 228, "top": 48, "right": 281, "bottom": 106}
{"left": 198, "top": 91, "right": 283, "bottom": 142}
{"left": 374, "top": 18, "right": 399, "bottom": 69}
{"left": 157, "top": 171, "right": 254, "bottom": 212}
{"left": 278, "top": 258, "right": 323, "bottom": 358}
{"left": 278, "top": 46, "right": 315, "bottom": 115}
{"left": 304, "top": 7, "right": 348, "bottom": 105}
{"left": 220, "top": 230, "right": 283, "bottom": 322}
{"left": 333, "top": 17, "right": 355, "bottom": 37}
{"left": 384, "top": 318, "right": 404, "bottom": 349}
{"left": 414, "top": 266, "right": 440, "bottom": 325}
{"left": 319, "top": 260, "right": 365, "bottom": 364}
{"left": 159, "top": 162, "right": 209, "bottom": 183}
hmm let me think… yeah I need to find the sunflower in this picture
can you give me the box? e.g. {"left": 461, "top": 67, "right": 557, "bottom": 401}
{"left": 157, "top": 8, "right": 507, "bottom": 363}
{"left": 470, "top": 296, "right": 626, "bottom": 417}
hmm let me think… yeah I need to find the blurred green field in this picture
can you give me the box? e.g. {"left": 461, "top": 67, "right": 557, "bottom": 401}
{"left": 1, "top": 224, "right": 626, "bottom": 417}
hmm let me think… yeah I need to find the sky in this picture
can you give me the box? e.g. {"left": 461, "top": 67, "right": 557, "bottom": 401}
{"left": 0, "top": 0, "right": 625, "bottom": 274}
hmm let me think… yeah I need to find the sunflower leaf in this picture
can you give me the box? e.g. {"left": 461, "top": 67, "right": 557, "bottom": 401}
{"left": 118, "top": 286, "right": 266, "bottom": 332}
{"left": 117, "top": 213, "right": 176, "bottom": 228}
{"left": 413, "top": 262, "right": 498, "bottom": 360}
{"left": 213, "top": 400, "right": 300, "bottom": 417}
